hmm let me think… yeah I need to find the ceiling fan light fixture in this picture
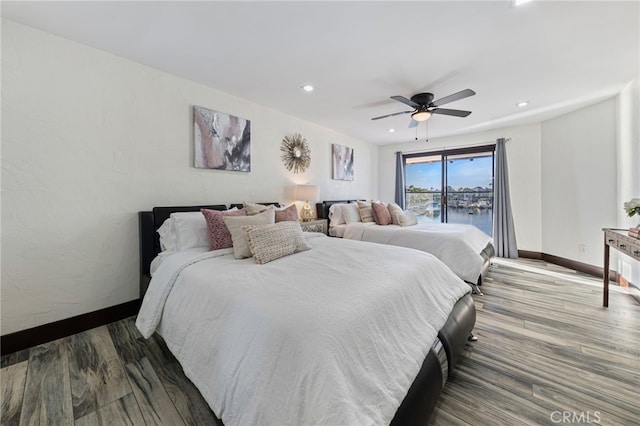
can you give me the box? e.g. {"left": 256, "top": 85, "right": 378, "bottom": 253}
{"left": 412, "top": 109, "right": 432, "bottom": 122}
{"left": 372, "top": 89, "right": 474, "bottom": 123}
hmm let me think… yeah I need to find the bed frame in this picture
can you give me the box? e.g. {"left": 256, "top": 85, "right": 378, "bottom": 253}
{"left": 317, "top": 200, "right": 494, "bottom": 292}
{"left": 138, "top": 204, "right": 476, "bottom": 425}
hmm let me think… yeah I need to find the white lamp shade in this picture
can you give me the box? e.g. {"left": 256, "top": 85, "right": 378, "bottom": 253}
{"left": 296, "top": 184, "right": 318, "bottom": 201}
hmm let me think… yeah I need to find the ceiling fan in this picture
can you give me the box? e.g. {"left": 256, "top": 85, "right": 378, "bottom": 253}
{"left": 371, "top": 88, "right": 476, "bottom": 128}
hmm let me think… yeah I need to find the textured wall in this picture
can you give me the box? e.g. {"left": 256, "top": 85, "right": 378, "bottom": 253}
{"left": 1, "top": 20, "right": 378, "bottom": 334}
{"left": 541, "top": 99, "right": 618, "bottom": 266}
{"left": 615, "top": 78, "right": 640, "bottom": 283}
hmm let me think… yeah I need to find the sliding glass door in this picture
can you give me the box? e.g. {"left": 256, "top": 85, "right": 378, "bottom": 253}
{"left": 405, "top": 154, "right": 443, "bottom": 222}
{"left": 404, "top": 145, "right": 495, "bottom": 236}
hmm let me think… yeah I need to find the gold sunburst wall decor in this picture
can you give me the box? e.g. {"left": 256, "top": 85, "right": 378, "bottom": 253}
{"left": 280, "top": 133, "right": 311, "bottom": 173}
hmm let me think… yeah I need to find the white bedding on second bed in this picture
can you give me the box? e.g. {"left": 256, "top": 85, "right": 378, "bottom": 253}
{"left": 341, "top": 222, "right": 493, "bottom": 283}
{"left": 136, "top": 233, "right": 469, "bottom": 426}
{"left": 329, "top": 223, "right": 347, "bottom": 237}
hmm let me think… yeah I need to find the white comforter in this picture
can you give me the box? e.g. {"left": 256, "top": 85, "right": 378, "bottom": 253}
{"left": 343, "top": 222, "right": 493, "bottom": 283}
{"left": 136, "top": 233, "right": 470, "bottom": 426}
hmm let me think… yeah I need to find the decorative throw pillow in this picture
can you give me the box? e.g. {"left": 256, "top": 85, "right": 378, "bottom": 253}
{"left": 223, "top": 208, "right": 276, "bottom": 258}
{"left": 275, "top": 204, "right": 298, "bottom": 222}
{"left": 397, "top": 210, "right": 418, "bottom": 227}
{"left": 357, "top": 201, "right": 375, "bottom": 222}
{"left": 244, "top": 221, "right": 311, "bottom": 264}
{"left": 371, "top": 202, "right": 392, "bottom": 225}
{"left": 387, "top": 202, "right": 403, "bottom": 225}
{"left": 243, "top": 202, "right": 276, "bottom": 215}
{"left": 342, "top": 203, "right": 362, "bottom": 224}
{"left": 370, "top": 201, "right": 384, "bottom": 224}
{"left": 201, "top": 209, "right": 247, "bottom": 251}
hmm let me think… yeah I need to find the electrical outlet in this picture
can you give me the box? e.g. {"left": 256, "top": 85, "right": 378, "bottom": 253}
{"left": 578, "top": 244, "right": 586, "bottom": 253}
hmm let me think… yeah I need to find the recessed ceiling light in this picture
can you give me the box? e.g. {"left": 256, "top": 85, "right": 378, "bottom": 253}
{"left": 517, "top": 101, "right": 529, "bottom": 107}
{"left": 388, "top": 128, "right": 395, "bottom": 133}
{"left": 514, "top": 0, "right": 532, "bottom": 6}
{"left": 301, "top": 84, "right": 314, "bottom": 92}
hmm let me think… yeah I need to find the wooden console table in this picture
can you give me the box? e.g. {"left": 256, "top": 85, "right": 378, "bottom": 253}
{"left": 602, "top": 228, "right": 640, "bottom": 307}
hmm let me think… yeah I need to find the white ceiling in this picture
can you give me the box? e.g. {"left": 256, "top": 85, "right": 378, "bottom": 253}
{"left": 2, "top": 1, "right": 638, "bottom": 145}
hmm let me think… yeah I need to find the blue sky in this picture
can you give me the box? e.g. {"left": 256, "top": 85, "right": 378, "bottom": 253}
{"left": 406, "top": 156, "right": 493, "bottom": 190}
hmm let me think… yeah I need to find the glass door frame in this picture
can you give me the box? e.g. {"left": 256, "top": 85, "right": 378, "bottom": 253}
{"left": 403, "top": 144, "right": 496, "bottom": 224}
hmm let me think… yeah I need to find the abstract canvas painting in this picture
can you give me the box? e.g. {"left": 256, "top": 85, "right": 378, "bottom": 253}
{"left": 332, "top": 143, "right": 354, "bottom": 181}
{"left": 194, "top": 106, "right": 251, "bottom": 171}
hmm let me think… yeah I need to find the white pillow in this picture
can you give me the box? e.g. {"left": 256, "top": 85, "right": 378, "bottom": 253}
{"left": 224, "top": 208, "right": 276, "bottom": 258}
{"left": 342, "top": 203, "right": 362, "bottom": 224}
{"left": 171, "top": 212, "right": 210, "bottom": 251}
{"left": 328, "top": 203, "right": 347, "bottom": 227}
{"left": 157, "top": 218, "right": 177, "bottom": 252}
{"left": 387, "top": 202, "right": 403, "bottom": 225}
{"left": 397, "top": 210, "right": 418, "bottom": 227}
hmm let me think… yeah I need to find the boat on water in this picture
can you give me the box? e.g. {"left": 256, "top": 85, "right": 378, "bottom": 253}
{"left": 408, "top": 202, "right": 441, "bottom": 217}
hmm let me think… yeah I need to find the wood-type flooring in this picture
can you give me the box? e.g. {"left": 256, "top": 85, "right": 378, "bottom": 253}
{"left": 2, "top": 258, "right": 639, "bottom": 425}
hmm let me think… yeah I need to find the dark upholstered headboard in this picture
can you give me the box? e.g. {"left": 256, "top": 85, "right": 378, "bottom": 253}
{"left": 138, "top": 205, "right": 226, "bottom": 296}
{"left": 316, "top": 200, "right": 360, "bottom": 222}
{"left": 138, "top": 202, "right": 280, "bottom": 298}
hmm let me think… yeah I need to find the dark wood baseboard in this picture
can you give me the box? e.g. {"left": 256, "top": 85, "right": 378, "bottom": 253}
{"left": 518, "top": 250, "right": 618, "bottom": 282}
{"left": 517, "top": 250, "right": 542, "bottom": 260}
{"left": 541, "top": 253, "right": 607, "bottom": 279}
{"left": 1, "top": 299, "right": 140, "bottom": 356}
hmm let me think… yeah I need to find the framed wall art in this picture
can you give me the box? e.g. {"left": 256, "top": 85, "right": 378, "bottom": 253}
{"left": 193, "top": 105, "right": 251, "bottom": 172}
{"left": 332, "top": 143, "right": 354, "bottom": 181}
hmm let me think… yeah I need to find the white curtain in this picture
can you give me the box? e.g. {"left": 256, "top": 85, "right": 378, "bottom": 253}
{"left": 493, "top": 138, "right": 518, "bottom": 258}
{"left": 395, "top": 152, "right": 406, "bottom": 209}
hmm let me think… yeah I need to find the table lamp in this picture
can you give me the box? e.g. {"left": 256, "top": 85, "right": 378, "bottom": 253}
{"left": 296, "top": 184, "right": 318, "bottom": 221}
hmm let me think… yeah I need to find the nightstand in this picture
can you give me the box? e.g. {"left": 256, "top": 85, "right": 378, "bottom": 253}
{"left": 299, "top": 219, "right": 328, "bottom": 234}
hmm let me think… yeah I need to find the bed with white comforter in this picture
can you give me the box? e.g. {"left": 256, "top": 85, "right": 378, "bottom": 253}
{"left": 136, "top": 232, "right": 470, "bottom": 426}
{"left": 342, "top": 221, "right": 493, "bottom": 284}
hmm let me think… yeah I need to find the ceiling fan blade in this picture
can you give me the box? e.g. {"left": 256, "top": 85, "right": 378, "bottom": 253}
{"left": 408, "top": 119, "right": 419, "bottom": 128}
{"left": 431, "top": 89, "right": 476, "bottom": 107}
{"left": 391, "top": 95, "right": 420, "bottom": 108}
{"left": 371, "top": 110, "right": 413, "bottom": 120}
{"left": 431, "top": 108, "right": 472, "bottom": 117}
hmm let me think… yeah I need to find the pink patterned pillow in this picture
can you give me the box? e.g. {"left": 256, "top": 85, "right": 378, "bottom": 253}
{"left": 201, "top": 208, "right": 247, "bottom": 250}
{"left": 371, "top": 202, "right": 392, "bottom": 225}
{"left": 275, "top": 204, "right": 298, "bottom": 222}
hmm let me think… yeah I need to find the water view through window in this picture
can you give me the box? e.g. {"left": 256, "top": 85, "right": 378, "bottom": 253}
{"left": 404, "top": 147, "right": 494, "bottom": 236}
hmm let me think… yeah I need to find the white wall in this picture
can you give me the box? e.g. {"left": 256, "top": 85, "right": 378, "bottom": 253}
{"left": 378, "top": 124, "right": 543, "bottom": 253}
{"left": 615, "top": 78, "right": 640, "bottom": 283}
{"left": 1, "top": 20, "right": 378, "bottom": 334}
{"left": 541, "top": 99, "right": 618, "bottom": 267}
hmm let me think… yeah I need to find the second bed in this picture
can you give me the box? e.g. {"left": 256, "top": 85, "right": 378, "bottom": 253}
{"left": 317, "top": 200, "right": 494, "bottom": 291}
